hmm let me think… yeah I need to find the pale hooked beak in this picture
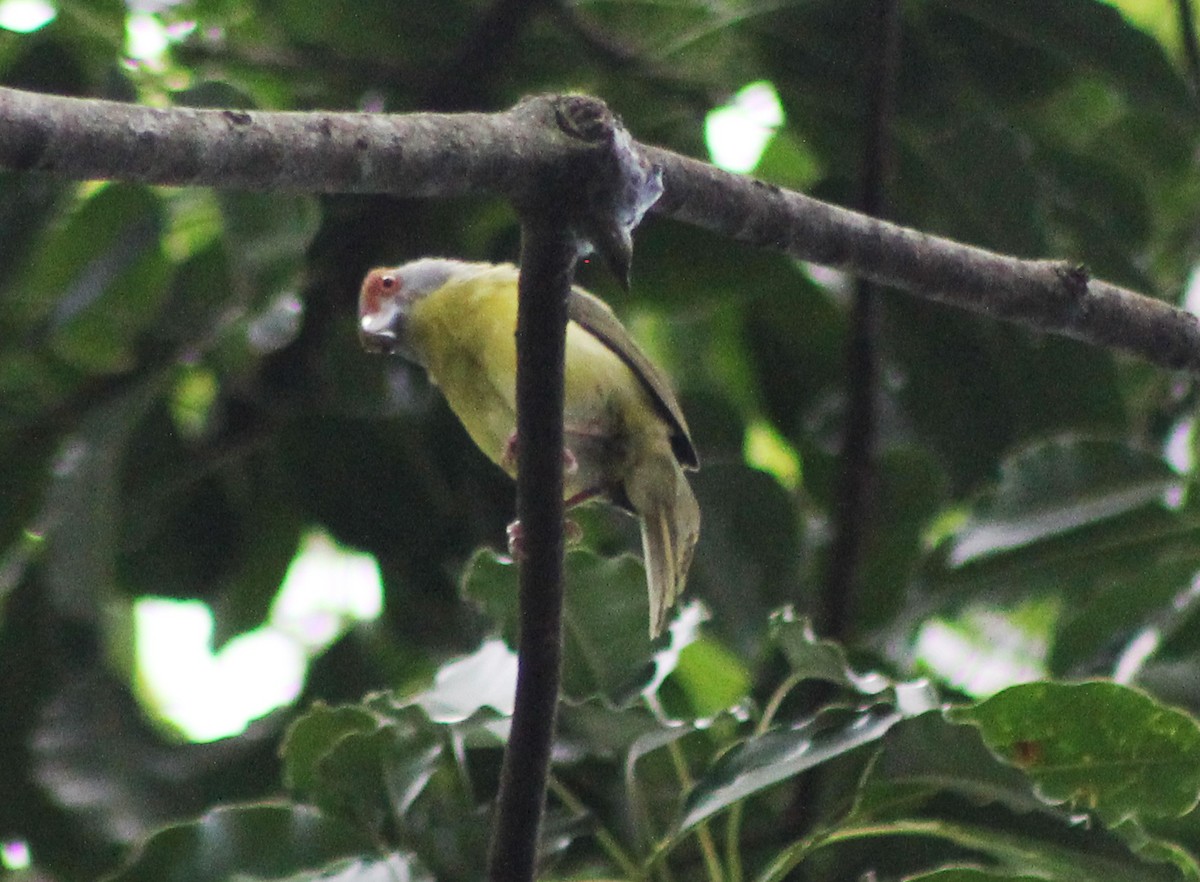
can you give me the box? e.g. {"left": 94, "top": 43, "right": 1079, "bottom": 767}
{"left": 358, "top": 313, "right": 399, "bottom": 355}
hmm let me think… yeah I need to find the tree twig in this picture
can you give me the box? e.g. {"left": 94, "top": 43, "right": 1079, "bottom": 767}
{"left": 820, "top": 0, "right": 901, "bottom": 641}
{"left": 486, "top": 221, "right": 575, "bottom": 882}
{"left": 795, "top": 0, "right": 903, "bottom": 846}
{"left": 1, "top": 86, "right": 1199, "bottom": 375}
{"left": 481, "top": 95, "right": 659, "bottom": 882}
{"left": 647, "top": 147, "right": 1200, "bottom": 372}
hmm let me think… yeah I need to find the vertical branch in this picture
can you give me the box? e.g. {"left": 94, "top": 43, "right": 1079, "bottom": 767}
{"left": 486, "top": 222, "right": 577, "bottom": 882}
{"left": 790, "top": 0, "right": 903, "bottom": 843}
{"left": 483, "top": 92, "right": 657, "bottom": 882}
{"left": 818, "top": 0, "right": 902, "bottom": 642}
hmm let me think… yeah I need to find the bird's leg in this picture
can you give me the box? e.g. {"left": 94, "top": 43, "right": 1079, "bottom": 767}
{"left": 564, "top": 488, "right": 602, "bottom": 508}
{"left": 501, "top": 432, "right": 579, "bottom": 475}
{"left": 506, "top": 517, "right": 584, "bottom": 560}
{"left": 505, "top": 486, "right": 603, "bottom": 560}
{"left": 502, "top": 433, "right": 594, "bottom": 559}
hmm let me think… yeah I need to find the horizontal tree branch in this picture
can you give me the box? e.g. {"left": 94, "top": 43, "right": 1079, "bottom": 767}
{"left": 2, "top": 85, "right": 1198, "bottom": 374}
{"left": 648, "top": 148, "right": 1200, "bottom": 372}
{"left": 0, "top": 86, "right": 563, "bottom": 197}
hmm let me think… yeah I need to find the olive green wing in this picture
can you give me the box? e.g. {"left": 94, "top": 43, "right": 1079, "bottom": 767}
{"left": 567, "top": 287, "right": 698, "bottom": 470}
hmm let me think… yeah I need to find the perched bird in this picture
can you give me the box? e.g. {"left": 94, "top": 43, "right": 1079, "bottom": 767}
{"left": 358, "top": 259, "right": 699, "bottom": 637}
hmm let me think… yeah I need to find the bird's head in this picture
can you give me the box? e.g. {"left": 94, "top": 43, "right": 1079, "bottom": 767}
{"left": 357, "top": 258, "right": 461, "bottom": 363}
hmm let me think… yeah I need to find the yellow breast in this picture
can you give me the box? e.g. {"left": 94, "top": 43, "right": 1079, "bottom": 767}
{"left": 406, "top": 265, "right": 664, "bottom": 494}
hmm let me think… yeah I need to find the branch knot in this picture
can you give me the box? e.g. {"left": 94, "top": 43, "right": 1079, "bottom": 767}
{"left": 554, "top": 95, "right": 614, "bottom": 143}
{"left": 522, "top": 94, "right": 662, "bottom": 286}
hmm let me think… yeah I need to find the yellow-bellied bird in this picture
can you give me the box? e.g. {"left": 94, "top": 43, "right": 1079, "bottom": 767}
{"left": 358, "top": 259, "right": 699, "bottom": 637}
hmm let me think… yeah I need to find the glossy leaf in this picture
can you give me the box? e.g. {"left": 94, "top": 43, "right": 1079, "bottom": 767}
{"left": 949, "top": 439, "right": 1179, "bottom": 566}
{"left": 282, "top": 700, "right": 443, "bottom": 829}
{"left": 281, "top": 703, "right": 381, "bottom": 798}
{"left": 464, "top": 547, "right": 659, "bottom": 704}
{"left": 954, "top": 681, "right": 1200, "bottom": 826}
{"left": 657, "top": 634, "right": 751, "bottom": 719}
{"left": 273, "top": 852, "right": 433, "bottom": 882}
{"left": 761, "top": 816, "right": 1183, "bottom": 882}
{"left": 15, "top": 185, "right": 170, "bottom": 374}
{"left": 931, "top": 439, "right": 1200, "bottom": 671}
{"left": 103, "top": 804, "right": 375, "bottom": 882}
{"left": 853, "top": 712, "right": 1048, "bottom": 822}
{"left": 677, "top": 705, "right": 901, "bottom": 835}
{"left": 902, "top": 869, "right": 1082, "bottom": 882}
{"left": 774, "top": 617, "right": 893, "bottom": 695}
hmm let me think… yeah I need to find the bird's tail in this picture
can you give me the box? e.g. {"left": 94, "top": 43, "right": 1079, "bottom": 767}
{"left": 632, "top": 452, "right": 700, "bottom": 638}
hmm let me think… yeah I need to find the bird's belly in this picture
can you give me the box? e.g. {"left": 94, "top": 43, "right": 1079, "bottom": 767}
{"left": 435, "top": 360, "right": 517, "bottom": 470}
{"left": 435, "top": 323, "right": 649, "bottom": 504}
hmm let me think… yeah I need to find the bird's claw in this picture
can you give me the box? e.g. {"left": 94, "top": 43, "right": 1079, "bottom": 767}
{"left": 506, "top": 517, "right": 583, "bottom": 560}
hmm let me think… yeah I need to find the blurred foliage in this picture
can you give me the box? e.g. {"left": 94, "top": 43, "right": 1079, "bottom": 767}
{"left": 3, "top": 0, "right": 1200, "bottom": 880}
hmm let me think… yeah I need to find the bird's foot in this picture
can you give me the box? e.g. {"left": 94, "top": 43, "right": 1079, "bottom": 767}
{"left": 506, "top": 517, "right": 584, "bottom": 560}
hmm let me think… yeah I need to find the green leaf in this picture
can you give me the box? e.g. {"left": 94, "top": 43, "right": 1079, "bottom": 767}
{"left": 745, "top": 277, "right": 848, "bottom": 460}
{"left": 279, "top": 409, "right": 510, "bottom": 654}
{"left": 42, "top": 374, "right": 167, "bottom": 619}
{"left": 281, "top": 700, "right": 443, "bottom": 832}
{"left": 930, "top": 441, "right": 1200, "bottom": 671}
{"left": 281, "top": 703, "right": 380, "bottom": 797}
{"left": 16, "top": 185, "right": 171, "bottom": 374}
{"left": 281, "top": 690, "right": 501, "bottom": 880}
{"left": 556, "top": 698, "right": 673, "bottom": 760}
{"left": 657, "top": 635, "right": 751, "bottom": 719}
{"left": 760, "top": 814, "right": 1185, "bottom": 882}
{"left": 464, "top": 547, "right": 658, "bottom": 704}
{"left": 209, "top": 492, "right": 305, "bottom": 646}
{"left": 0, "top": 171, "right": 69, "bottom": 300}
{"left": 0, "top": 430, "right": 53, "bottom": 556}
{"left": 953, "top": 681, "right": 1200, "bottom": 826}
{"left": 688, "top": 463, "right": 802, "bottom": 656}
{"left": 115, "top": 419, "right": 305, "bottom": 641}
{"left": 216, "top": 190, "right": 319, "bottom": 311}
{"left": 949, "top": 438, "right": 1178, "bottom": 566}
{"left": 898, "top": 114, "right": 1048, "bottom": 256}
{"left": 150, "top": 244, "right": 235, "bottom": 347}
{"left": 1038, "top": 146, "right": 1154, "bottom": 288}
{"left": 1111, "top": 817, "right": 1200, "bottom": 881}
{"left": 102, "top": 803, "right": 375, "bottom": 882}
{"left": 939, "top": 0, "right": 1195, "bottom": 124}
{"left": 774, "top": 617, "right": 892, "bottom": 694}
{"left": 902, "top": 868, "right": 1065, "bottom": 882}
{"left": 620, "top": 218, "right": 802, "bottom": 310}
{"left": 0, "top": 348, "right": 77, "bottom": 423}
{"left": 676, "top": 705, "right": 901, "bottom": 835}
{"left": 273, "top": 852, "right": 433, "bottom": 882}
{"left": 754, "top": 127, "right": 824, "bottom": 192}
{"left": 773, "top": 618, "right": 941, "bottom": 718}
{"left": 270, "top": 0, "right": 476, "bottom": 74}
{"left": 855, "top": 717, "right": 1200, "bottom": 879}
{"left": 410, "top": 638, "right": 516, "bottom": 727}
{"left": 856, "top": 447, "right": 949, "bottom": 630}
{"left": 853, "top": 712, "right": 1049, "bottom": 822}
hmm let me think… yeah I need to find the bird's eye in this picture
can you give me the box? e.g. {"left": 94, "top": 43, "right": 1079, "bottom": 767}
{"left": 381, "top": 275, "right": 397, "bottom": 289}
